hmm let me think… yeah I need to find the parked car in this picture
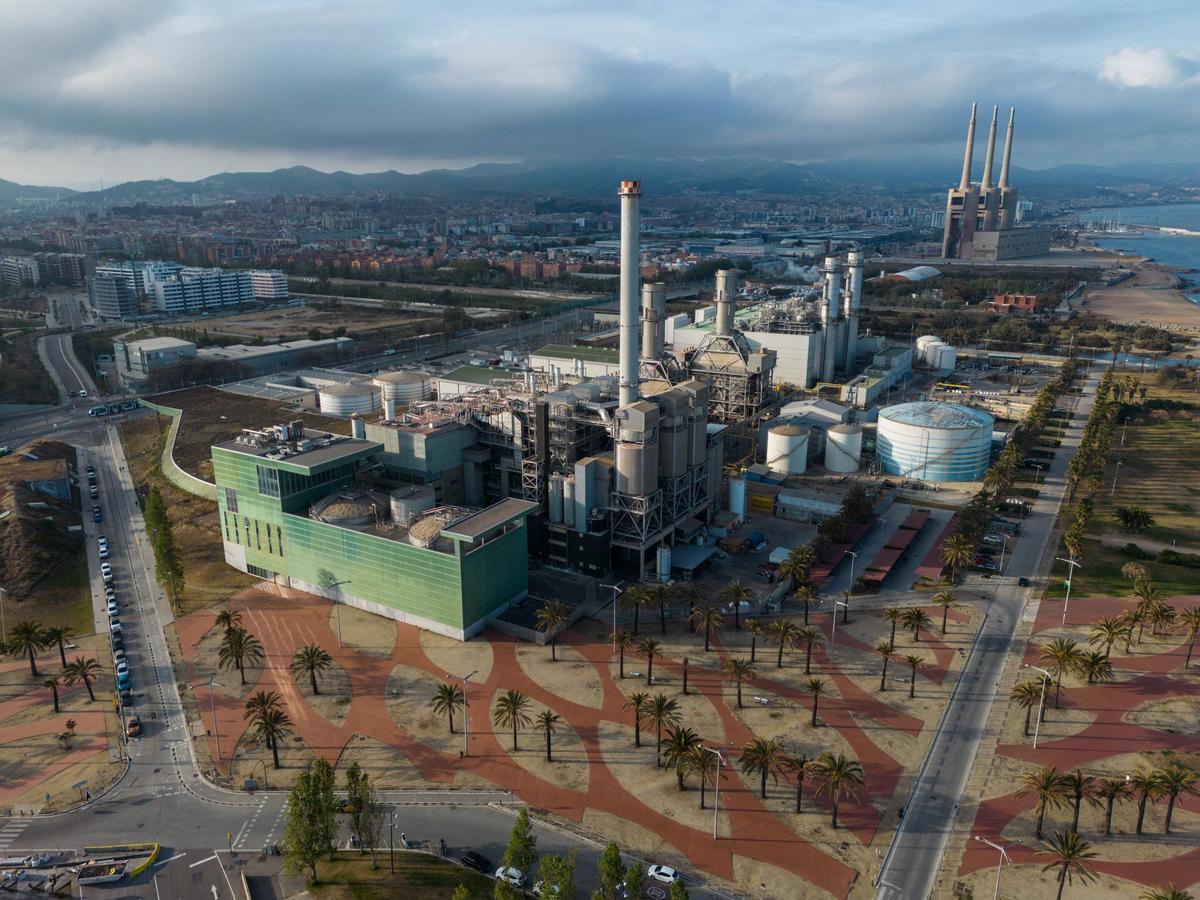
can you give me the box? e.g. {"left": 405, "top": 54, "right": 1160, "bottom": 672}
{"left": 974, "top": 559, "right": 998, "bottom": 571}
{"left": 495, "top": 866, "right": 525, "bottom": 887}
{"left": 98, "top": 536, "right": 108, "bottom": 551}
{"left": 115, "top": 660, "right": 129, "bottom": 678}
{"left": 92, "top": 504, "right": 102, "bottom": 523}
{"left": 106, "top": 600, "right": 119, "bottom": 617}
{"left": 720, "top": 600, "right": 753, "bottom": 616}
{"left": 648, "top": 865, "right": 682, "bottom": 884}
{"left": 461, "top": 851, "right": 492, "bottom": 873}
{"left": 89, "top": 484, "right": 99, "bottom": 498}
{"left": 101, "top": 563, "right": 113, "bottom": 582}
{"left": 125, "top": 715, "right": 142, "bottom": 736}
{"left": 119, "top": 688, "right": 133, "bottom": 705}
{"left": 79, "top": 389, "right": 89, "bottom": 398}
{"left": 982, "top": 534, "right": 1004, "bottom": 545}
{"left": 532, "top": 880, "right": 561, "bottom": 896}
{"left": 976, "top": 546, "right": 996, "bottom": 557}
{"left": 112, "top": 648, "right": 126, "bottom": 665}
{"left": 117, "top": 669, "right": 131, "bottom": 688}
{"left": 110, "top": 622, "right": 123, "bottom": 636}
{"left": 98, "top": 547, "right": 110, "bottom": 561}
{"left": 1018, "top": 577, "right": 1031, "bottom": 587}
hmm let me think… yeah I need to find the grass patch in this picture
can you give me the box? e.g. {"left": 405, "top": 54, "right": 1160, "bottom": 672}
{"left": 307, "top": 851, "right": 494, "bottom": 900}
{"left": 0, "top": 330, "right": 56, "bottom": 404}
{"left": 1045, "top": 540, "right": 1200, "bottom": 599}
{"left": 20, "top": 556, "right": 94, "bottom": 635}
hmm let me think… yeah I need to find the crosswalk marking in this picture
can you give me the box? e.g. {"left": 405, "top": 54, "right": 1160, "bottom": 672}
{"left": 0, "top": 820, "right": 30, "bottom": 849}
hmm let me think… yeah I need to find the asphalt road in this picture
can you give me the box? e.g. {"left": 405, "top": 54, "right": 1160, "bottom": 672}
{"left": 875, "top": 373, "right": 1099, "bottom": 899}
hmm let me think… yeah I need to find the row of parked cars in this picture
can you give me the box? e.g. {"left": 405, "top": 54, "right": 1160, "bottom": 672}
{"left": 973, "top": 519, "right": 1021, "bottom": 572}
{"left": 91, "top": 462, "right": 138, "bottom": 731}
{"left": 459, "top": 850, "right": 682, "bottom": 895}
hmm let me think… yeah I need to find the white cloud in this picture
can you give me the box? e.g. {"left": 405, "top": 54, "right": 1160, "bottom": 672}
{"left": 1100, "top": 47, "right": 1199, "bottom": 88}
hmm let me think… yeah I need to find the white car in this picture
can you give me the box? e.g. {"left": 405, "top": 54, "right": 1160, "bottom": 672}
{"left": 98, "top": 547, "right": 110, "bottom": 560}
{"left": 720, "top": 600, "right": 753, "bottom": 615}
{"left": 494, "top": 866, "right": 525, "bottom": 887}
{"left": 116, "top": 660, "right": 129, "bottom": 678}
{"left": 101, "top": 563, "right": 114, "bottom": 582}
{"left": 648, "top": 865, "right": 681, "bottom": 884}
{"left": 532, "top": 881, "right": 560, "bottom": 897}
{"left": 982, "top": 534, "right": 1004, "bottom": 545}
{"left": 107, "top": 600, "right": 119, "bottom": 617}
{"left": 98, "top": 536, "right": 109, "bottom": 551}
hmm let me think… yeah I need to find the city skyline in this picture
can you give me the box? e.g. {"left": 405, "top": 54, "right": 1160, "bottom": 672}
{"left": 1, "top": 0, "right": 1198, "bottom": 188}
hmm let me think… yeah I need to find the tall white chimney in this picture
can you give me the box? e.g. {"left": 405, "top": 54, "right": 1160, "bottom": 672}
{"left": 843, "top": 252, "right": 863, "bottom": 372}
{"left": 618, "top": 180, "right": 642, "bottom": 406}
{"left": 821, "top": 256, "right": 842, "bottom": 383}
{"left": 959, "top": 102, "right": 978, "bottom": 191}
{"left": 714, "top": 269, "right": 738, "bottom": 335}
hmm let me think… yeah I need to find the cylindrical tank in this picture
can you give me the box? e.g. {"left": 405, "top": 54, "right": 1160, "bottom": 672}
{"left": 350, "top": 413, "right": 365, "bottom": 440}
{"left": 548, "top": 474, "right": 564, "bottom": 524}
{"left": 766, "top": 423, "right": 809, "bottom": 475}
{"left": 319, "top": 381, "right": 379, "bottom": 416}
{"left": 374, "top": 370, "right": 431, "bottom": 403}
{"left": 656, "top": 545, "right": 672, "bottom": 583}
{"left": 656, "top": 390, "right": 688, "bottom": 479}
{"left": 876, "top": 401, "right": 993, "bottom": 482}
{"left": 389, "top": 484, "right": 436, "bottom": 526}
{"left": 615, "top": 402, "right": 660, "bottom": 495}
{"left": 728, "top": 477, "right": 746, "bottom": 518}
{"left": 824, "top": 424, "right": 863, "bottom": 473}
{"left": 641, "top": 282, "right": 667, "bottom": 359}
{"left": 714, "top": 269, "right": 738, "bottom": 335}
{"left": 916, "top": 335, "right": 940, "bottom": 358}
{"left": 383, "top": 398, "right": 397, "bottom": 420}
{"left": 924, "top": 340, "right": 945, "bottom": 366}
{"left": 935, "top": 345, "right": 957, "bottom": 371}
{"left": 563, "top": 476, "right": 576, "bottom": 529}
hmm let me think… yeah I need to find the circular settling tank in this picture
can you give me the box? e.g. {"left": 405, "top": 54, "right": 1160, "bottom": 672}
{"left": 876, "top": 401, "right": 993, "bottom": 482}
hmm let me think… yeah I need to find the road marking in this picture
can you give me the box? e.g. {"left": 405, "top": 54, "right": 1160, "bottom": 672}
{"left": 215, "top": 850, "right": 238, "bottom": 899}
{"left": 157, "top": 852, "right": 187, "bottom": 865}
{"left": 189, "top": 853, "right": 218, "bottom": 868}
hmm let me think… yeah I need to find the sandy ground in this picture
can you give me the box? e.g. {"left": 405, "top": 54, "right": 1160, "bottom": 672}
{"left": 611, "top": 676, "right": 728, "bottom": 746}
{"left": 495, "top": 696, "right": 589, "bottom": 793}
{"left": 418, "top": 630, "right": 493, "bottom": 683}
{"left": 953, "top": 865, "right": 1153, "bottom": 900}
{"left": 230, "top": 726, "right": 316, "bottom": 788}
{"left": 171, "top": 304, "right": 437, "bottom": 340}
{"left": 385, "top": 663, "right": 463, "bottom": 757}
{"left": 335, "top": 733, "right": 427, "bottom": 787}
{"left": 334, "top": 605, "right": 398, "bottom": 659}
{"left": 290, "top": 652, "right": 352, "bottom": 728}
{"left": 733, "top": 855, "right": 837, "bottom": 900}
{"left": 1123, "top": 696, "right": 1200, "bottom": 735}
{"left": 192, "top": 622, "right": 259, "bottom": 700}
{"left": 6, "top": 751, "right": 125, "bottom": 815}
{"left": 514, "top": 641, "right": 604, "bottom": 709}
{"left": 1083, "top": 264, "right": 1200, "bottom": 327}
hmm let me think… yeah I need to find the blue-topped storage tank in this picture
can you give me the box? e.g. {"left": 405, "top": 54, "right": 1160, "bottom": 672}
{"left": 876, "top": 401, "right": 993, "bottom": 482}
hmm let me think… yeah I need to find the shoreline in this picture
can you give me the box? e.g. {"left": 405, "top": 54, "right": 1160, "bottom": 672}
{"left": 1081, "top": 260, "right": 1200, "bottom": 331}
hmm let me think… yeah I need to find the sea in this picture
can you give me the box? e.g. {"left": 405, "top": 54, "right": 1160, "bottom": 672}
{"left": 1079, "top": 202, "right": 1200, "bottom": 303}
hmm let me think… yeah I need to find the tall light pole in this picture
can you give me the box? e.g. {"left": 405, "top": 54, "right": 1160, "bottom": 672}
{"left": 206, "top": 676, "right": 223, "bottom": 761}
{"left": 327, "top": 580, "right": 351, "bottom": 647}
{"left": 1024, "top": 664, "right": 1052, "bottom": 749}
{"left": 1121, "top": 416, "right": 1130, "bottom": 447}
{"left": 456, "top": 670, "right": 478, "bottom": 758}
{"left": 1031, "top": 463, "right": 1044, "bottom": 485}
{"left": 1055, "top": 556, "right": 1082, "bottom": 625}
{"left": 608, "top": 584, "right": 622, "bottom": 652}
{"left": 701, "top": 745, "right": 726, "bottom": 840}
{"left": 829, "top": 598, "right": 850, "bottom": 669}
{"left": 1110, "top": 458, "right": 1123, "bottom": 497}
{"left": 0, "top": 585, "right": 7, "bottom": 644}
{"left": 973, "top": 835, "right": 1021, "bottom": 900}
{"left": 846, "top": 551, "right": 858, "bottom": 595}
{"left": 999, "top": 534, "right": 1009, "bottom": 573}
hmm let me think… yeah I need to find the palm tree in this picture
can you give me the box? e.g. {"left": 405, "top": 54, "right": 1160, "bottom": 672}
{"left": 44, "top": 676, "right": 60, "bottom": 713}
{"left": 718, "top": 579, "right": 752, "bottom": 630}
{"left": 1156, "top": 762, "right": 1198, "bottom": 834}
{"left": 650, "top": 583, "right": 671, "bottom": 635}
{"left": 1089, "top": 617, "right": 1125, "bottom": 659}
{"left": 689, "top": 599, "right": 723, "bottom": 652}
{"left": 1178, "top": 607, "right": 1200, "bottom": 668}
{"left": 905, "top": 654, "right": 924, "bottom": 699}
{"left": 218, "top": 627, "right": 265, "bottom": 686}
{"left": 645, "top": 694, "right": 681, "bottom": 766}
{"left": 534, "top": 709, "right": 562, "bottom": 762}
{"left": 1062, "top": 769, "right": 1096, "bottom": 833}
{"left": 1038, "top": 831, "right": 1098, "bottom": 900}
{"left": 723, "top": 657, "right": 756, "bottom": 709}
{"left": 62, "top": 656, "right": 99, "bottom": 702}
{"left": 739, "top": 736, "right": 784, "bottom": 800}
{"left": 661, "top": 725, "right": 701, "bottom": 790}
{"left": 767, "top": 619, "right": 802, "bottom": 669}
{"left": 638, "top": 638, "right": 662, "bottom": 687}
{"left": 810, "top": 751, "right": 865, "bottom": 829}
{"left": 1121, "top": 562, "right": 1150, "bottom": 586}
{"left": 1131, "top": 768, "right": 1165, "bottom": 835}
{"left": 253, "top": 706, "right": 293, "bottom": 769}
{"left": 535, "top": 599, "right": 570, "bottom": 661}
{"left": 624, "top": 692, "right": 651, "bottom": 748}
{"left": 876, "top": 641, "right": 896, "bottom": 692}
{"left": 779, "top": 545, "right": 815, "bottom": 591}
{"left": 612, "top": 629, "right": 634, "bottom": 679}
{"left": 1094, "top": 776, "right": 1131, "bottom": 836}
{"left": 783, "top": 753, "right": 812, "bottom": 813}
{"left": 1139, "top": 886, "right": 1195, "bottom": 900}
{"left": 9, "top": 620, "right": 47, "bottom": 677}
{"left": 42, "top": 625, "right": 73, "bottom": 668}
{"left": 492, "top": 689, "right": 533, "bottom": 752}
{"left": 1077, "top": 650, "right": 1114, "bottom": 685}
{"left": 289, "top": 643, "right": 333, "bottom": 694}
{"left": 940, "top": 533, "right": 975, "bottom": 581}
{"left": 883, "top": 607, "right": 903, "bottom": 644}
{"left": 215, "top": 606, "right": 243, "bottom": 633}
{"left": 621, "top": 586, "right": 650, "bottom": 637}
{"left": 690, "top": 745, "right": 719, "bottom": 810}
{"left": 805, "top": 677, "right": 826, "bottom": 728}
{"left": 431, "top": 683, "right": 465, "bottom": 734}
{"left": 745, "top": 619, "right": 763, "bottom": 663}
{"left": 1040, "top": 638, "right": 1084, "bottom": 708}
{"left": 930, "top": 592, "right": 959, "bottom": 634}
{"left": 1011, "top": 680, "right": 1044, "bottom": 737}
{"left": 243, "top": 690, "right": 283, "bottom": 748}
{"left": 794, "top": 585, "right": 818, "bottom": 625}
{"left": 1017, "top": 767, "right": 1069, "bottom": 839}
{"left": 902, "top": 608, "right": 933, "bottom": 643}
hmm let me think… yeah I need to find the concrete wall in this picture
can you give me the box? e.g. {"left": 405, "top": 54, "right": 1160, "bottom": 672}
{"left": 137, "top": 399, "right": 218, "bottom": 500}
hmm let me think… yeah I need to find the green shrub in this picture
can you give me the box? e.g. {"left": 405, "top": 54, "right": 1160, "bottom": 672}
{"left": 1123, "top": 543, "right": 1154, "bottom": 561}
{"left": 1158, "top": 549, "right": 1200, "bottom": 569}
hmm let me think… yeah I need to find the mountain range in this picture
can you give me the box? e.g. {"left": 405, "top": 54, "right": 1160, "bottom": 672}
{"left": 2, "top": 157, "right": 1199, "bottom": 207}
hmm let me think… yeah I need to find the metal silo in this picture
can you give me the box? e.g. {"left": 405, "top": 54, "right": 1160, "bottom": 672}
{"left": 656, "top": 389, "right": 689, "bottom": 479}
{"left": 319, "top": 381, "right": 379, "bottom": 416}
{"left": 615, "top": 401, "right": 660, "bottom": 496}
{"left": 876, "top": 401, "right": 993, "bottom": 482}
{"left": 563, "top": 476, "right": 576, "bottom": 528}
{"left": 766, "top": 423, "right": 809, "bottom": 475}
{"left": 824, "top": 424, "right": 863, "bottom": 473}
{"left": 374, "top": 370, "right": 431, "bottom": 403}
{"left": 548, "top": 474, "right": 564, "bottom": 524}
{"left": 389, "top": 485, "right": 436, "bottom": 525}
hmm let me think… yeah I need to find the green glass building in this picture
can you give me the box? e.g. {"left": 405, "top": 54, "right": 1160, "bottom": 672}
{"left": 212, "top": 423, "right": 535, "bottom": 640}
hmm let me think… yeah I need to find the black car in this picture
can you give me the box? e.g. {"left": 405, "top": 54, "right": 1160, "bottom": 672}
{"left": 1018, "top": 577, "right": 1031, "bottom": 587}
{"left": 461, "top": 851, "right": 492, "bottom": 873}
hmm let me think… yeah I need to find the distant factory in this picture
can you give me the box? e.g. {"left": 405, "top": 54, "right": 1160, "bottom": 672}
{"left": 941, "top": 105, "right": 1051, "bottom": 261}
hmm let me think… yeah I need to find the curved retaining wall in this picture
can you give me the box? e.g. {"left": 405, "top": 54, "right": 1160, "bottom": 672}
{"left": 136, "top": 399, "right": 217, "bottom": 501}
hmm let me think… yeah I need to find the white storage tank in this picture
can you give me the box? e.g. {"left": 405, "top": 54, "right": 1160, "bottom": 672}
{"left": 319, "top": 381, "right": 380, "bottom": 416}
{"left": 548, "top": 474, "right": 565, "bottom": 524}
{"left": 876, "top": 401, "right": 993, "bottom": 482}
{"left": 563, "top": 476, "right": 576, "bottom": 528}
{"left": 389, "top": 484, "right": 436, "bottom": 526}
{"left": 656, "top": 545, "right": 672, "bottom": 583}
{"left": 766, "top": 423, "right": 809, "bottom": 475}
{"left": 934, "top": 345, "right": 957, "bottom": 372}
{"left": 916, "top": 335, "right": 940, "bottom": 358}
{"left": 824, "top": 424, "right": 863, "bottom": 473}
{"left": 374, "top": 370, "right": 432, "bottom": 403}
{"left": 923, "top": 340, "right": 945, "bottom": 366}
{"left": 728, "top": 477, "right": 746, "bottom": 518}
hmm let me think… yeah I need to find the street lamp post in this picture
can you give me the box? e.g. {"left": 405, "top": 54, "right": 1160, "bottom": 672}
{"left": 846, "top": 551, "right": 858, "bottom": 595}
{"left": 999, "top": 534, "right": 1009, "bottom": 573}
{"left": 0, "top": 585, "right": 7, "bottom": 644}
{"left": 1032, "top": 463, "right": 1044, "bottom": 485}
{"left": 1121, "top": 416, "right": 1130, "bottom": 447}
{"left": 327, "top": 580, "right": 352, "bottom": 647}
{"left": 389, "top": 809, "right": 395, "bottom": 873}
{"left": 456, "top": 670, "right": 478, "bottom": 758}
{"left": 1110, "top": 459, "right": 1123, "bottom": 497}
{"left": 206, "top": 676, "right": 223, "bottom": 761}
{"left": 973, "top": 835, "right": 1021, "bottom": 900}
{"left": 701, "top": 745, "right": 726, "bottom": 840}
{"left": 1024, "top": 664, "right": 1053, "bottom": 749}
{"left": 1055, "top": 556, "right": 1082, "bottom": 626}
{"left": 829, "top": 598, "right": 850, "bottom": 669}
{"left": 608, "top": 584, "right": 622, "bottom": 652}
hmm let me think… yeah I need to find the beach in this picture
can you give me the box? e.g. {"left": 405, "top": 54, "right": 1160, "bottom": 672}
{"left": 1081, "top": 262, "right": 1200, "bottom": 329}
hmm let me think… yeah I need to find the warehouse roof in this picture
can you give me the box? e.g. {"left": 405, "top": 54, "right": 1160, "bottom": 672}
{"left": 442, "top": 498, "right": 538, "bottom": 542}
{"left": 532, "top": 343, "right": 619, "bottom": 364}
{"left": 117, "top": 336, "right": 195, "bottom": 352}
{"left": 438, "top": 365, "right": 513, "bottom": 386}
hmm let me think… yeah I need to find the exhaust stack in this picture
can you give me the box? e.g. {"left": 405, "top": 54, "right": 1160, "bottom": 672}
{"left": 980, "top": 105, "right": 998, "bottom": 189}
{"left": 998, "top": 107, "right": 1015, "bottom": 189}
{"left": 958, "top": 102, "right": 978, "bottom": 191}
{"left": 618, "top": 180, "right": 642, "bottom": 407}
{"left": 641, "top": 282, "right": 667, "bottom": 359}
{"left": 714, "top": 269, "right": 738, "bottom": 335}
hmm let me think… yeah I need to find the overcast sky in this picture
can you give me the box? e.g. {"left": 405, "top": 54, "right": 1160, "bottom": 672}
{"left": 1, "top": 0, "right": 1198, "bottom": 188}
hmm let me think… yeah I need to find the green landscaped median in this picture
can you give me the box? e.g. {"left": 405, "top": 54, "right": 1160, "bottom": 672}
{"left": 307, "top": 852, "right": 494, "bottom": 899}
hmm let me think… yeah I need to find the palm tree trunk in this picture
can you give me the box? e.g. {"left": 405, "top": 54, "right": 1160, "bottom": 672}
{"left": 1054, "top": 677, "right": 1063, "bottom": 709}
{"left": 1165, "top": 795, "right": 1176, "bottom": 834}
{"left": 448, "top": 708, "right": 455, "bottom": 735}
{"left": 546, "top": 730, "right": 552, "bottom": 763}
{"left": 57, "top": 641, "right": 67, "bottom": 668}
{"left": 1072, "top": 794, "right": 1082, "bottom": 832}
{"left": 750, "top": 638, "right": 756, "bottom": 664}
{"left": 1036, "top": 801, "right": 1045, "bottom": 839}
{"left": 795, "top": 777, "right": 803, "bottom": 813}
{"left": 913, "top": 626, "right": 920, "bottom": 642}
{"left": 310, "top": 670, "right": 319, "bottom": 695}
{"left": 682, "top": 658, "right": 688, "bottom": 694}
{"left": 699, "top": 776, "right": 706, "bottom": 810}
{"left": 51, "top": 686, "right": 59, "bottom": 713}
{"left": 27, "top": 648, "right": 38, "bottom": 677}
{"left": 1105, "top": 638, "right": 1113, "bottom": 660}
{"left": 678, "top": 770, "right": 685, "bottom": 791}
{"left": 778, "top": 643, "right": 785, "bottom": 669}
{"left": 890, "top": 621, "right": 897, "bottom": 644}
{"left": 759, "top": 769, "right": 767, "bottom": 799}
{"left": 805, "top": 642, "right": 812, "bottom": 674}
{"left": 619, "top": 647, "right": 625, "bottom": 679}
{"left": 1136, "top": 795, "right": 1147, "bottom": 834}
{"left": 811, "top": 696, "right": 819, "bottom": 727}
{"left": 1023, "top": 706, "right": 1031, "bottom": 737}
{"left": 1055, "top": 865, "right": 1067, "bottom": 900}
{"left": 633, "top": 608, "right": 639, "bottom": 637}
{"left": 634, "top": 718, "right": 641, "bottom": 748}
{"left": 83, "top": 676, "right": 95, "bottom": 702}
{"left": 704, "top": 623, "right": 711, "bottom": 652}
{"left": 803, "top": 604, "right": 809, "bottom": 626}
{"left": 656, "top": 726, "right": 662, "bottom": 768}
{"left": 831, "top": 800, "right": 839, "bottom": 829}
{"left": 550, "top": 638, "right": 557, "bottom": 663}
{"left": 942, "top": 607, "right": 949, "bottom": 633}
{"left": 512, "top": 722, "right": 518, "bottom": 752}
{"left": 734, "top": 605, "right": 740, "bottom": 630}
{"left": 879, "top": 659, "right": 888, "bottom": 692}
{"left": 1104, "top": 797, "right": 1114, "bottom": 836}
{"left": 646, "top": 657, "right": 653, "bottom": 687}
{"left": 272, "top": 740, "right": 280, "bottom": 769}
{"left": 736, "top": 683, "right": 742, "bottom": 708}
{"left": 909, "top": 666, "right": 917, "bottom": 699}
